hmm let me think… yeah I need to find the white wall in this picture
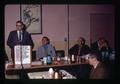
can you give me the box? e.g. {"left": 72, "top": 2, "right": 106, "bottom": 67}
{"left": 5, "top": 5, "right": 20, "bottom": 60}
{"left": 5, "top": 4, "right": 114, "bottom": 61}
{"left": 69, "top": 5, "right": 114, "bottom": 48}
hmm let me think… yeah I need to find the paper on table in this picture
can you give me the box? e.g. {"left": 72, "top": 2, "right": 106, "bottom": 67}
{"left": 59, "top": 70, "right": 76, "bottom": 79}
{"left": 31, "top": 61, "right": 42, "bottom": 65}
{"left": 14, "top": 45, "right": 31, "bottom": 65}
{"left": 27, "top": 70, "right": 76, "bottom": 79}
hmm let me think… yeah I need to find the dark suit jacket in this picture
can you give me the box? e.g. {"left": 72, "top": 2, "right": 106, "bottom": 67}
{"left": 91, "top": 41, "right": 112, "bottom": 53}
{"left": 89, "top": 62, "right": 110, "bottom": 79}
{"left": 69, "top": 44, "right": 90, "bottom": 56}
{"left": 91, "top": 41, "right": 112, "bottom": 61}
{"left": 7, "top": 30, "right": 34, "bottom": 49}
{"left": 91, "top": 41, "right": 99, "bottom": 51}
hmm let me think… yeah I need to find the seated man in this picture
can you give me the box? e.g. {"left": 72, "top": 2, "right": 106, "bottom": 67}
{"left": 91, "top": 37, "right": 112, "bottom": 62}
{"left": 91, "top": 37, "right": 105, "bottom": 51}
{"left": 69, "top": 37, "right": 90, "bottom": 56}
{"left": 36, "top": 36, "right": 56, "bottom": 60}
{"left": 87, "top": 51, "right": 110, "bottom": 79}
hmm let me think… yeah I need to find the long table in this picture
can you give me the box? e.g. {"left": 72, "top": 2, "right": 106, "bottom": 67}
{"left": 6, "top": 59, "right": 89, "bottom": 75}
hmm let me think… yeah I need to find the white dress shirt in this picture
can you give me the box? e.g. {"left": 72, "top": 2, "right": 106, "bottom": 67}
{"left": 17, "top": 30, "right": 23, "bottom": 41}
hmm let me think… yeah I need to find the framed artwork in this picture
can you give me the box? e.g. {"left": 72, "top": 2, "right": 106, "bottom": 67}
{"left": 21, "top": 4, "right": 42, "bottom": 34}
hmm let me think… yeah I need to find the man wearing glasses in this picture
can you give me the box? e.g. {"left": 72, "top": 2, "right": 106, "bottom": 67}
{"left": 7, "top": 20, "right": 34, "bottom": 63}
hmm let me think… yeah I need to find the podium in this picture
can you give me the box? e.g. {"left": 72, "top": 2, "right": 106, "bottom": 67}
{"left": 14, "top": 45, "right": 31, "bottom": 68}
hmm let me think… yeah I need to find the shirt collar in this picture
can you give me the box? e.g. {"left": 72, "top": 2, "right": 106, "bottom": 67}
{"left": 94, "top": 62, "right": 99, "bottom": 69}
{"left": 17, "top": 30, "right": 22, "bottom": 33}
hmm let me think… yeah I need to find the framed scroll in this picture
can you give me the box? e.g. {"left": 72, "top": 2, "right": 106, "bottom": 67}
{"left": 21, "top": 4, "right": 42, "bottom": 34}
{"left": 14, "top": 45, "right": 31, "bottom": 68}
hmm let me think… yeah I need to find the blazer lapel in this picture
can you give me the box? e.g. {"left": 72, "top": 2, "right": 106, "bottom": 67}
{"left": 90, "top": 67, "right": 95, "bottom": 77}
{"left": 21, "top": 31, "right": 24, "bottom": 43}
{"left": 90, "top": 63, "right": 101, "bottom": 78}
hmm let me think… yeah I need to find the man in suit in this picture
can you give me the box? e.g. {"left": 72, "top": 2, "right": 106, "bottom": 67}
{"left": 7, "top": 20, "right": 34, "bottom": 63}
{"left": 91, "top": 37, "right": 105, "bottom": 52}
{"left": 69, "top": 37, "right": 90, "bottom": 56}
{"left": 87, "top": 51, "right": 110, "bottom": 79}
{"left": 91, "top": 37, "right": 112, "bottom": 62}
{"left": 36, "top": 36, "right": 56, "bottom": 60}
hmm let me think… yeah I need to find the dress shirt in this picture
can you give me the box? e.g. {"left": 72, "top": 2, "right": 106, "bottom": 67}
{"left": 17, "top": 30, "right": 23, "bottom": 41}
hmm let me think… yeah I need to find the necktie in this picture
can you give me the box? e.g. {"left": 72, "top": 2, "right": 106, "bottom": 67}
{"left": 19, "top": 31, "right": 22, "bottom": 42}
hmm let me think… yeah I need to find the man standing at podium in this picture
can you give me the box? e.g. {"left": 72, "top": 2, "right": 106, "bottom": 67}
{"left": 7, "top": 20, "right": 34, "bottom": 63}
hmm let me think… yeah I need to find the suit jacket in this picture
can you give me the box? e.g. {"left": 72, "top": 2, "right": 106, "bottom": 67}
{"left": 91, "top": 41, "right": 99, "bottom": 51}
{"left": 7, "top": 30, "right": 34, "bottom": 49}
{"left": 36, "top": 44, "right": 56, "bottom": 59}
{"left": 69, "top": 44, "right": 90, "bottom": 56}
{"left": 89, "top": 62, "right": 109, "bottom": 79}
{"left": 91, "top": 41, "right": 112, "bottom": 53}
{"left": 91, "top": 41, "right": 112, "bottom": 61}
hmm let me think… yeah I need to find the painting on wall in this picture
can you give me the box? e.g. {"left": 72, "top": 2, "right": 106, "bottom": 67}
{"left": 21, "top": 4, "right": 42, "bottom": 34}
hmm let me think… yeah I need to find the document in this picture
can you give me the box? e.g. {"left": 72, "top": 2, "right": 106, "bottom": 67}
{"left": 14, "top": 45, "right": 31, "bottom": 66}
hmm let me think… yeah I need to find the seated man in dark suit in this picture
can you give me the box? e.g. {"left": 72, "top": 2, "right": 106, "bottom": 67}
{"left": 69, "top": 37, "right": 90, "bottom": 56}
{"left": 91, "top": 37, "right": 112, "bottom": 62}
{"left": 7, "top": 20, "right": 34, "bottom": 63}
{"left": 87, "top": 51, "right": 110, "bottom": 79}
{"left": 91, "top": 37, "right": 105, "bottom": 51}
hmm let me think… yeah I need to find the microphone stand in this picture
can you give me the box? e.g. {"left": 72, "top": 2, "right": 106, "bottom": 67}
{"left": 19, "top": 32, "right": 28, "bottom": 79}
{"left": 19, "top": 37, "right": 24, "bottom": 79}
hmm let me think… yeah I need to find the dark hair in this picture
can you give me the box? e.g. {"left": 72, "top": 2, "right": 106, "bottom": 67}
{"left": 89, "top": 50, "right": 102, "bottom": 61}
{"left": 16, "top": 20, "right": 24, "bottom": 25}
{"left": 78, "top": 37, "right": 86, "bottom": 45}
{"left": 81, "top": 37, "right": 85, "bottom": 44}
{"left": 42, "top": 36, "right": 50, "bottom": 44}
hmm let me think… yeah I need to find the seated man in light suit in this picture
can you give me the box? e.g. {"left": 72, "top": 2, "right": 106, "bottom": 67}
{"left": 36, "top": 36, "right": 56, "bottom": 60}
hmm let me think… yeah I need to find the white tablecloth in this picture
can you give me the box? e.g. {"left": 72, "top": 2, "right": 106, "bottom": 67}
{"left": 27, "top": 70, "right": 76, "bottom": 79}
